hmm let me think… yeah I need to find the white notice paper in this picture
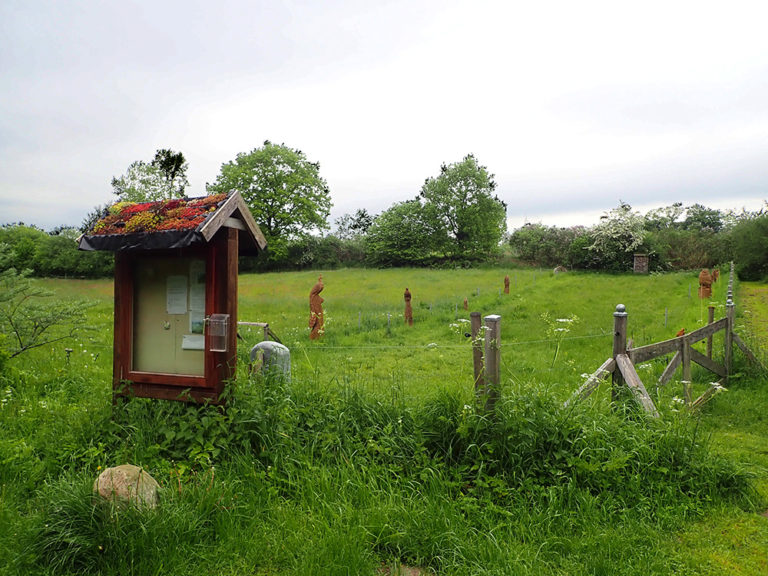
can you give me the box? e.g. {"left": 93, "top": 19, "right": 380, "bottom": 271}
{"left": 189, "top": 260, "right": 206, "bottom": 333}
{"left": 166, "top": 275, "right": 188, "bottom": 315}
{"left": 182, "top": 334, "right": 205, "bottom": 350}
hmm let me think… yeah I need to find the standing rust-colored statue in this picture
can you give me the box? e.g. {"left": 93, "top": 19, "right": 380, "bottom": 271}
{"left": 309, "top": 275, "right": 324, "bottom": 340}
{"left": 712, "top": 268, "right": 720, "bottom": 283}
{"left": 404, "top": 288, "right": 413, "bottom": 326}
{"left": 504, "top": 275, "right": 510, "bottom": 294}
{"left": 698, "top": 268, "right": 712, "bottom": 299}
{"left": 463, "top": 297, "right": 468, "bottom": 310}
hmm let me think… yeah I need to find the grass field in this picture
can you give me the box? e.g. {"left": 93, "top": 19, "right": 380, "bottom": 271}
{"left": 1, "top": 267, "right": 766, "bottom": 575}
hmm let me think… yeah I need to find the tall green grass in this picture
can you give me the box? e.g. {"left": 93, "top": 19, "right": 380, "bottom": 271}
{"left": 1, "top": 268, "right": 765, "bottom": 575}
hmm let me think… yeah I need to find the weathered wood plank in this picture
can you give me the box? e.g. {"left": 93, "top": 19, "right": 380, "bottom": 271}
{"left": 238, "top": 321, "right": 281, "bottom": 343}
{"left": 565, "top": 357, "right": 616, "bottom": 407}
{"left": 199, "top": 192, "right": 268, "bottom": 250}
{"left": 629, "top": 318, "right": 728, "bottom": 363}
{"left": 224, "top": 217, "right": 246, "bottom": 231}
{"left": 616, "top": 354, "right": 660, "bottom": 417}
{"left": 686, "top": 318, "right": 728, "bottom": 344}
{"left": 630, "top": 337, "right": 680, "bottom": 363}
{"left": 689, "top": 347, "right": 728, "bottom": 378}
{"left": 658, "top": 351, "right": 681, "bottom": 386}
{"left": 733, "top": 332, "right": 763, "bottom": 367}
{"left": 682, "top": 340, "right": 692, "bottom": 384}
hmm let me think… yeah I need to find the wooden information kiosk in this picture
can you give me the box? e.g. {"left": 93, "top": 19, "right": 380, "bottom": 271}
{"left": 79, "top": 192, "right": 266, "bottom": 403}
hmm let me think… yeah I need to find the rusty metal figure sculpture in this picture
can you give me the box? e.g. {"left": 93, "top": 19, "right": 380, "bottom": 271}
{"left": 404, "top": 288, "right": 413, "bottom": 326}
{"left": 698, "top": 268, "right": 712, "bottom": 299}
{"left": 309, "top": 275, "right": 324, "bottom": 340}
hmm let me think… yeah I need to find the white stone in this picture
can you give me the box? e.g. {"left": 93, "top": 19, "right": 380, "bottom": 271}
{"left": 93, "top": 464, "right": 159, "bottom": 509}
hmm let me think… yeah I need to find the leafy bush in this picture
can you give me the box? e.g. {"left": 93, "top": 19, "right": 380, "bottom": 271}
{"left": 365, "top": 200, "right": 446, "bottom": 267}
{"left": 0, "top": 224, "right": 113, "bottom": 278}
{"left": 731, "top": 212, "right": 768, "bottom": 280}
{"left": 587, "top": 203, "right": 651, "bottom": 272}
{"left": 646, "top": 227, "right": 726, "bottom": 270}
{"left": 0, "top": 268, "right": 93, "bottom": 360}
{"left": 508, "top": 223, "right": 588, "bottom": 268}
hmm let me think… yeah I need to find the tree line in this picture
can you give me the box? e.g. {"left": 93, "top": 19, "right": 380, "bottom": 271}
{"left": 508, "top": 201, "right": 767, "bottom": 279}
{"left": 1, "top": 143, "right": 767, "bottom": 280}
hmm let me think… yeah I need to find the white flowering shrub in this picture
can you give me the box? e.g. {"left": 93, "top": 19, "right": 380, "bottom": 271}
{"left": 587, "top": 202, "right": 649, "bottom": 271}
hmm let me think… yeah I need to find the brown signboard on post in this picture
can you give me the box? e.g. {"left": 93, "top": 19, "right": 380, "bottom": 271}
{"left": 79, "top": 192, "right": 266, "bottom": 403}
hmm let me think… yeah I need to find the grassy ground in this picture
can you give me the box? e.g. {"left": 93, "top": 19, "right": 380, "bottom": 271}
{"left": 1, "top": 268, "right": 766, "bottom": 575}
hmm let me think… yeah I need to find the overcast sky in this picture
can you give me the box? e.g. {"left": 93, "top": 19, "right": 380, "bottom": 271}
{"left": 2, "top": 0, "right": 767, "bottom": 232}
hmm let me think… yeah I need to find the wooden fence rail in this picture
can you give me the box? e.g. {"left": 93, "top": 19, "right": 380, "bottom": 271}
{"left": 567, "top": 262, "right": 762, "bottom": 415}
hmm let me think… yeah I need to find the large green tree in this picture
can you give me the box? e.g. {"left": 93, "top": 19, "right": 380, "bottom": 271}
{"left": 207, "top": 141, "right": 332, "bottom": 260}
{"left": 365, "top": 200, "right": 445, "bottom": 267}
{"left": 419, "top": 154, "right": 507, "bottom": 259}
{"left": 334, "top": 209, "right": 374, "bottom": 240}
{"left": 111, "top": 148, "right": 189, "bottom": 202}
{"left": 152, "top": 149, "right": 189, "bottom": 196}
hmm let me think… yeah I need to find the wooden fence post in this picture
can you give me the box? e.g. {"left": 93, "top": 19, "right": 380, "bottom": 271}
{"left": 682, "top": 337, "right": 692, "bottom": 405}
{"left": 470, "top": 312, "right": 484, "bottom": 401}
{"left": 483, "top": 314, "right": 501, "bottom": 413}
{"left": 706, "top": 305, "right": 715, "bottom": 359}
{"left": 725, "top": 297, "right": 734, "bottom": 379}
{"left": 612, "top": 304, "right": 628, "bottom": 402}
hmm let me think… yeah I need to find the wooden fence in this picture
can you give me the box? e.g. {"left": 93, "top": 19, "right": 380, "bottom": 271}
{"left": 567, "top": 262, "right": 762, "bottom": 416}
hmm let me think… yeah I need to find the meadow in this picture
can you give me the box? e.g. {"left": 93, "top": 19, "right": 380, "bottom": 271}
{"left": 1, "top": 268, "right": 766, "bottom": 575}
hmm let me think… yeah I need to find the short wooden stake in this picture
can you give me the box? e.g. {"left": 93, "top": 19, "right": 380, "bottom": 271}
{"left": 483, "top": 314, "right": 501, "bottom": 413}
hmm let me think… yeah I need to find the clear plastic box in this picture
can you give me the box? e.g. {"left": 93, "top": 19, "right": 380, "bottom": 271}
{"left": 207, "top": 314, "right": 229, "bottom": 352}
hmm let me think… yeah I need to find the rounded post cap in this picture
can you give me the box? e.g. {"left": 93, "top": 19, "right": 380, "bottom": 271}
{"left": 614, "top": 304, "right": 628, "bottom": 317}
{"left": 726, "top": 298, "right": 734, "bottom": 307}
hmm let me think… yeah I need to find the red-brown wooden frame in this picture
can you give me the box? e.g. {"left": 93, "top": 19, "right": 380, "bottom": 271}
{"left": 112, "top": 228, "right": 239, "bottom": 404}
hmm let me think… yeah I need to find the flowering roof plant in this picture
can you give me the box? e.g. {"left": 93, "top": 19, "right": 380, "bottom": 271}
{"left": 90, "top": 194, "right": 228, "bottom": 236}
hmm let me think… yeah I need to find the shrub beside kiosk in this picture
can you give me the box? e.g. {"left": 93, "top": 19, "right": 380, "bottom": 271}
{"left": 79, "top": 192, "right": 267, "bottom": 404}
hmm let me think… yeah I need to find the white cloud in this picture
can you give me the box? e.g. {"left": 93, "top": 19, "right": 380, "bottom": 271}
{"left": 1, "top": 0, "right": 767, "bottom": 230}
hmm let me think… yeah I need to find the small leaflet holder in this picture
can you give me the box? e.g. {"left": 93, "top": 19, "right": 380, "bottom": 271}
{"left": 207, "top": 314, "right": 230, "bottom": 352}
